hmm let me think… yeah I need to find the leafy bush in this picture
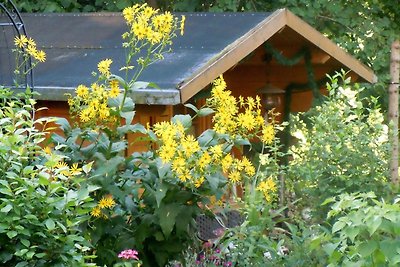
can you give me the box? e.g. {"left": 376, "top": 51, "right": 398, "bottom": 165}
{"left": 288, "top": 71, "right": 390, "bottom": 218}
{"left": 313, "top": 192, "right": 400, "bottom": 266}
{"left": 0, "top": 87, "right": 95, "bottom": 266}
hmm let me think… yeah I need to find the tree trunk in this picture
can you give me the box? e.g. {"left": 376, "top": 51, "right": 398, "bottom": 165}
{"left": 389, "top": 40, "right": 400, "bottom": 186}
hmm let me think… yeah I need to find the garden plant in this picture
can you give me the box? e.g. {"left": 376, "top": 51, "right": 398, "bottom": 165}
{"left": 0, "top": 3, "right": 397, "bottom": 267}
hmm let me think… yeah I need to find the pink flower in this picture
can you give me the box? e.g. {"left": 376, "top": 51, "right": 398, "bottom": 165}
{"left": 118, "top": 249, "right": 139, "bottom": 260}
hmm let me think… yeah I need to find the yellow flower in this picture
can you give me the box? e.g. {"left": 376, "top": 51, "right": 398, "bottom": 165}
{"left": 99, "top": 104, "right": 110, "bottom": 120}
{"left": 14, "top": 35, "right": 28, "bottom": 48}
{"left": 98, "top": 58, "right": 112, "bottom": 77}
{"left": 180, "top": 15, "right": 185, "bottom": 35}
{"left": 43, "top": 146, "right": 52, "bottom": 155}
{"left": 123, "top": 5, "right": 139, "bottom": 24}
{"left": 35, "top": 50, "right": 46, "bottom": 62}
{"left": 159, "top": 140, "right": 177, "bottom": 163}
{"left": 70, "top": 163, "right": 82, "bottom": 176}
{"left": 91, "top": 206, "right": 102, "bottom": 217}
{"left": 26, "top": 45, "right": 37, "bottom": 58}
{"left": 262, "top": 124, "right": 275, "bottom": 144}
{"left": 76, "top": 84, "right": 89, "bottom": 98}
{"left": 209, "top": 144, "right": 223, "bottom": 160}
{"left": 109, "top": 80, "right": 120, "bottom": 98}
{"left": 237, "top": 110, "right": 256, "bottom": 131}
{"left": 221, "top": 154, "right": 233, "bottom": 173}
{"left": 80, "top": 108, "right": 92, "bottom": 123}
{"left": 257, "top": 177, "right": 277, "bottom": 193}
{"left": 172, "top": 156, "right": 186, "bottom": 175}
{"left": 194, "top": 176, "right": 205, "bottom": 188}
{"left": 257, "top": 177, "right": 277, "bottom": 202}
{"left": 181, "top": 135, "right": 200, "bottom": 158}
{"left": 228, "top": 171, "right": 241, "bottom": 183}
{"left": 98, "top": 195, "right": 116, "bottom": 209}
{"left": 177, "top": 169, "right": 192, "bottom": 182}
{"left": 198, "top": 152, "right": 211, "bottom": 170}
{"left": 55, "top": 161, "right": 70, "bottom": 177}
{"left": 27, "top": 37, "right": 36, "bottom": 47}
{"left": 143, "top": 6, "right": 156, "bottom": 19}
{"left": 241, "top": 156, "right": 255, "bottom": 176}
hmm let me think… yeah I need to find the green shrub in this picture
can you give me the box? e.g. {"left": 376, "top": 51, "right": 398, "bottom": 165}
{"left": 0, "top": 87, "right": 96, "bottom": 266}
{"left": 288, "top": 71, "right": 390, "bottom": 219}
{"left": 313, "top": 192, "right": 400, "bottom": 266}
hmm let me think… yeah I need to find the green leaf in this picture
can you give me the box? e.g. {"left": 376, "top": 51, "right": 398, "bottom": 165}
{"left": 117, "top": 124, "right": 147, "bottom": 135}
{"left": 154, "top": 183, "right": 168, "bottom": 208}
{"left": 156, "top": 203, "right": 181, "bottom": 239}
{"left": 120, "top": 111, "right": 136, "bottom": 125}
{"left": 20, "top": 239, "right": 30, "bottom": 247}
{"left": 323, "top": 242, "right": 340, "bottom": 256}
{"left": 0, "top": 204, "right": 12, "bottom": 214}
{"left": 45, "top": 218, "right": 55, "bottom": 230}
{"left": 197, "top": 107, "right": 214, "bottom": 117}
{"left": 345, "top": 226, "right": 360, "bottom": 243}
{"left": 184, "top": 103, "right": 198, "bottom": 113}
{"left": 131, "top": 81, "right": 149, "bottom": 90}
{"left": 198, "top": 129, "right": 217, "bottom": 146}
{"left": 82, "top": 161, "right": 94, "bottom": 174}
{"left": 367, "top": 216, "right": 382, "bottom": 236}
{"left": 172, "top": 114, "right": 192, "bottom": 129}
{"left": 358, "top": 240, "right": 378, "bottom": 257}
{"left": 55, "top": 117, "right": 71, "bottom": 132}
{"left": 7, "top": 231, "right": 17, "bottom": 239}
{"left": 111, "top": 141, "right": 127, "bottom": 153}
{"left": 332, "top": 221, "right": 346, "bottom": 233}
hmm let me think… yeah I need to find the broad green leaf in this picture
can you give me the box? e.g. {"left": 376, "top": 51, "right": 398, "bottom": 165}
{"left": 156, "top": 203, "right": 181, "bottom": 238}
{"left": 367, "top": 216, "right": 382, "bottom": 236}
{"left": 120, "top": 111, "right": 136, "bottom": 125}
{"left": 197, "top": 107, "right": 214, "bottom": 117}
{"left": 117, "top": 124, "right": 147, "bottom": 135}
{"left": 55, "top": 117, "right": 71, "bottom": 132}
{"left": 7, "top": 231, "right": 17, "bottom": 239}
{"left": 20, "top": 239, "right": 30, "bottom": 247}
{"left": 1, "top": 204, "right": 12, "bottom": 214}
{"left": 130, "top": 81, "right": 149, "bottom": 91}
{"left": 154, "top": 183, "right": 168, "bottom": 208}
{"left": 45, "top": 218, "right": 55, "bottom": 230}
{"left": 82, "top": 161, "right": 94, "bottom": 174}
{"left": 198, "top": 129, "right": 217, "bottom": 146}
{"left": 332, "top": 221, "right": 346, "bottom": 233}
{"left": 172, "top": 114, "right": 192, "bottom": 129}
{"left": 358, "top": 240, "right": 378, "bottom": 257}
{"left": 184, "top": 103, "right": 198, "bottom": 113}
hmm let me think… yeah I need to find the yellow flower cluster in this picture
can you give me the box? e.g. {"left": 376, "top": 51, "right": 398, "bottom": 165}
{"left": 54, "top": 161, "right": 82, "bottom": 177}
{"left": 256, "top": 177, "right": 277, "bottom": 202}
{"left": 14, "top": 35, "right": 46, "bottom": 62}
{"left": 207, "top": 75, "right": 276, "bottom": 144}
{"left": 153, "top": 119, "right": 256, "bottom": 186}
{"left": 68, "top": 72, "right": 121, "bottom": 127}
{"left": 122, "top": 4, "right": 185, "bottom": 47}
{"left": 91, "top": 195, "right": 116, "bottom": 218}
{"left": 98, "top": 58, "right": 113, "bottom": 77}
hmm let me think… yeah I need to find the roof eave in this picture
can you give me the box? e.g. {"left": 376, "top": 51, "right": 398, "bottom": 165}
{"left": 283, "top": 9, "right": 377, "bottom": 84}
{"left": 178, "top": 8, "right": 377, "bottom": 104}
{"left": 178, "top": 9, "right": 288, "bottom": 103}
{"left": 13, "top": 86, "right": 181, "bottom": 105}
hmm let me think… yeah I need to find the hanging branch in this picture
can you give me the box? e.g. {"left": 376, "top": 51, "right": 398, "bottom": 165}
{"left": 389, "top": 40, "right": 400, "bottom": 186}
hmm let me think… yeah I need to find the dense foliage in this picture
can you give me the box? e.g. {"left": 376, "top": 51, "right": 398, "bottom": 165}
{"left": 1, "top": 2, "right": 398, "bottom": 267}
{"left": 289, "top": 71, "right": 390, "bottom": 218}
{"left": 0, "top": 88, "right": 96, "bottom": 266}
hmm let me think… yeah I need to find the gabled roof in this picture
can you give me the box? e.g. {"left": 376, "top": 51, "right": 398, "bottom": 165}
{"left": 0, "top": 9, "right": 376, "bottom": 104}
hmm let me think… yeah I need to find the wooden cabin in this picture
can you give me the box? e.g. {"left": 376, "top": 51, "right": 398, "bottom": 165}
{"left": 0, "top": 9, "right": 375, "bottom": 154}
